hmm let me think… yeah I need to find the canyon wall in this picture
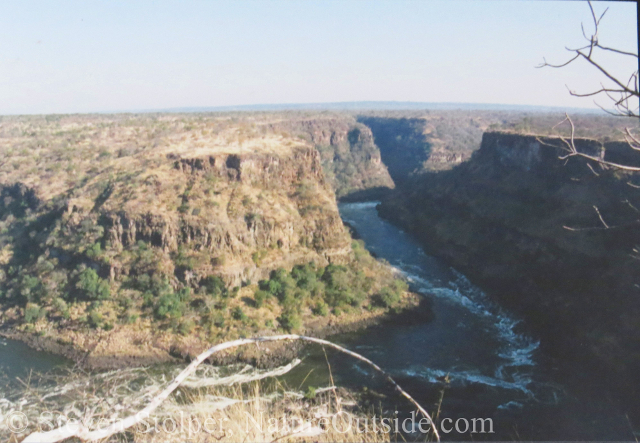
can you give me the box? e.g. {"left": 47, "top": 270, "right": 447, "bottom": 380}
{"left": 0, "top": 115, "right": 416, "bottom": 366}
{"left": 267, "top": 115, "right": 395, "bottom": 199}
{"left": 378, "top": 131, "right": 640, "bottom": 411}
{"left": 0, "top": 116, "right": 354, "bottom": 302}
{"left": 357, "top": 115, "right": 479, "bottom": 184}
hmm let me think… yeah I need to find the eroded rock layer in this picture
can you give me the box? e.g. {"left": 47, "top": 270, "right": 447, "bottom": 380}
{"left": 379, "top": 131, "right": 640, "bottom": 413}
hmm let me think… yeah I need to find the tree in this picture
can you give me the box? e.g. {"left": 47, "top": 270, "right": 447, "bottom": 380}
{"left": 76, "top": 268, "right": 110, "bottom": 301}
{"left": 537, "top": 1, "right": 639, "bottom": 171}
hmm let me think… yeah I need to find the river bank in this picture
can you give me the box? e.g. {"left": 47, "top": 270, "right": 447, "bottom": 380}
{"left": 0, "top": 287, "right": 427, "bottom": 371}
{"left": 299, "top": 201, "right": 636, "bottom": 440}
{"left": 2, "top": 200, "right": 638, "bottom": 440}
{"left": 376, "top": 132, "right": 640, "bottom": 427}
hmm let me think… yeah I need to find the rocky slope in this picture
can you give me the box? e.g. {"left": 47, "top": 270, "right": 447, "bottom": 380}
{"left": 0, "top": 114, "right": 413, "bottom": 367}
{"left": 378, "top": 131, "right": 640, "bottom": 414}
{"left": 266, "top": 114, "right": 395, "bottom": 199}
{"left": 357, "top": 113, "right": 487, "bottom": 184}
{"left": 357, "top": 111, "right": 639, "bottom": 184}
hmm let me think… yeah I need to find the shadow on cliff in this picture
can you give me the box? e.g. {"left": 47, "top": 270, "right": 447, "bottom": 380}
{"left": 376, "top": 131, "right": 640, "bottom": 425}
{"left": 338, "top": 186, "right": 393, "bottom": 203}
{"left": 356, "top": 117, "right": 432, "bottom": 187}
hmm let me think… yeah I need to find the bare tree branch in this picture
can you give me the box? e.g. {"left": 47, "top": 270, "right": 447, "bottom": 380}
{"left": 624, "top": 127, "right": 640, "bottom": 151}
{"left": 596, "top": 45, "right": 638, "bottom": 58}
{"left": 537, "top": 114, "right": 640, "bottom": 172}
{"left": 538, "top": 1, "right": 639, "bottom": 120}
{"left": 593, "top": 205, "right": 609, "bottom": 228}
{"left": 22, "top": 335, "right": 441, "bottom": 443}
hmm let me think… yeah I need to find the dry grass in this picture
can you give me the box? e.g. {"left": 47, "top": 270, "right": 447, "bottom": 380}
{"left": 121, "top": 382, "right": 390, "bottom": 443}
{"left": 1, "top": 361, "right": 392, "bottom": 443}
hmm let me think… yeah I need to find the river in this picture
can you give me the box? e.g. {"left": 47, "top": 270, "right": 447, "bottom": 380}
{"left": 0, "top": 201, "right": 635, "bottom": 440}
{"left": 280, "top": 202, "right": 635, "bottom": 440}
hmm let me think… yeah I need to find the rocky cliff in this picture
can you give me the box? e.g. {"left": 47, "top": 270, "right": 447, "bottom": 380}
{"left": 266, "top": 114, "right": 395, "bottom": 199}
{"left": 357, "top": 115, "right": 479, "bottom": 184}
{"left": 0, "top": 113, "right": 417, "bottom": 367}
{"left": 0, "top": 117, "right": 351, "bottom": 286}
{"left": 379, "top": 131, "right": 640, "bottom": 414}
{"left": 99, "top": 146, "right": 352, "bottom": 287}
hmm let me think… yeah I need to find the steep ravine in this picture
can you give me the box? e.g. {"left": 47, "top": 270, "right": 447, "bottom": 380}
{"left": 266, "top": 115, "right": 395, "bottom": 200}
{"left": 0, "top": 115, "right": 415, "bottom": 369}
{"left": 378, "top": 131, "right": 640, "bottom": 421}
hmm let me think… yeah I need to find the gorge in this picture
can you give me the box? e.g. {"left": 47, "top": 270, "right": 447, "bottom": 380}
{"left": 1, "top": 110, "right": 638, "bottom": 441}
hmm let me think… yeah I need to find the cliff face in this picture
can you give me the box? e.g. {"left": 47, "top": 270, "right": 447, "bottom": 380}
{"left": 378, "top": 131, "right": 640, "bottom": 408}
{"left": 0, "top": 115, "right": 420, "bottom": 367}
{"left": 267, "top": 115, "right": 395, "bottom": 199}
{"left": 0, "top": 114, "right": 352, "bottom": 299}
{"left": 356, "top": 115, "right": 480, "bottom": 187}
{"left": 100, "top": 147, "right": 351, "bottom": 287}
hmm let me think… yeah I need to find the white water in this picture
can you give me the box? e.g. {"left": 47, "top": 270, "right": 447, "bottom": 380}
{"left": 0, "top": 361, "right": 304, "bottom": 439}
{"left": 337, "top": 201, "right": 542, "bottom": 403}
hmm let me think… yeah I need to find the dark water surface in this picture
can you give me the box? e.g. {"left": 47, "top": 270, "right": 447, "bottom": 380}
{"left": 0, "top": 336, "right": 70, "bottom": 379}
{"left": 280, "top": 202, "right": 636, "bottom": 440}
{"left": 0, "top": 201, "right": 636, "bottom": 440}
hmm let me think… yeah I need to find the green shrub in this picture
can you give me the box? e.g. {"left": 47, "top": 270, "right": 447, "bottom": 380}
{"left": 52, "top": 297, "right": 69, "bottom": 318}
{"left": 19, "top": 275, "right": 44, "bottom": 303}
{"left": 391, "top": 279, "right": 409, "bottom": 293}
{"left": 88, "top": 310, "right": 103, "bottom": 328}
{"left": 277, "top": 309, "right": 301, "bottom": 332}
{"left": 254, "top": 290, "right": 269, "bottom": 308}
{"left": 178, "top": 319, "right": 195, "bottom": 335}
{"left": 24, "top": 303, "right": 45, "bottom": 323}
{"left": 176, "top": 287, "right": 192, "bottom": 302}
{"left": 312, "top": 301, "right": 329, "bottom": 317}
{"left": 154, "top": 291, "right": 184, "bottom": 319}
{"left": 142, "top": 291, "right": 154, "bottom": 308}
{"left": 173, "top": 247, "right": 196, "bottom": 271}
{"left": 201, "top": 275, "right": 227, "bottom": 298}
{"left": 76, "top": 268, "right": 110, "bottom": 300}
{"left": 251, "top": 250, "right": 267, "bottom": 266}
{"left": 118, "top": 294, "right": 133, "bottom": 309}
{"left": 86, "top": 242, "right": 102, "bottom": 259}
{"left": 373, "top": 286, "right": 401, "bottom": 308}
{"left": 291, "top": 263, "right": 318, "bottom": 290}
{"left": 232, "top": 306, "right": 247, "bottom": 322}
{"left": 212, "top": 312, "right": 225, "bottom": 328}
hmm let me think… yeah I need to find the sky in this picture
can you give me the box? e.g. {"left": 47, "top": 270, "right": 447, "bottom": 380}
{"left": 0, "top": 0, "right": 637, "bottom": 115}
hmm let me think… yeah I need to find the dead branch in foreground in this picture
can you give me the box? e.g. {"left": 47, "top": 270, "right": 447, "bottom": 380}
{"left": 21, "top": 335, "right": 440, "bottom": 443}
{"left": 536, "top": 114, "right": 640, "bottom": 172}
{"left": 537, "top": 1, "right": 639, "bottom": 119}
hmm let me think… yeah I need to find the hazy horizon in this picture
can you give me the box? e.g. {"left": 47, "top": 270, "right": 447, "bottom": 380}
{"left": 1, "top": 0, "right": 637, "bottom": 115}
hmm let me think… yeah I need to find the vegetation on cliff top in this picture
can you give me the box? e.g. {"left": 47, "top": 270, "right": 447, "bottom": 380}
{"left": 0, "top": 113, "right": 413, "bottom": 365}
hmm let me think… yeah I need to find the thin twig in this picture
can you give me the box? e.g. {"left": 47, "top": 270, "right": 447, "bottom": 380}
{"left": 322, "top": 345, "right": 340, "bottom": 412}
{"left": 22, "top": 335, "right": 441, "bottom": 443}
{"left": 593, "top": 205, "right": 609, "bottom": 229}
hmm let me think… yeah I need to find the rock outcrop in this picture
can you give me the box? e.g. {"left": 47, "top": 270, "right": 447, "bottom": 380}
{"left": 97, "top": 146, "right": 352, "bottom": 286}
{"left": 0, "top": 115, "right": 354, "bottom": 294}
{"left": 267, "top": 115, "right": 395, "bottom": 199}
{"left": 379, "top": 131, "right": 640, "bottom": 415}
{"left": 357, "top": 116, "right": 476, "bottom": 184}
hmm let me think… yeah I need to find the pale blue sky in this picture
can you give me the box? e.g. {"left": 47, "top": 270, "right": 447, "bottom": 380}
{"left": 0, "top": 0, "right": 637, "bottom": 115}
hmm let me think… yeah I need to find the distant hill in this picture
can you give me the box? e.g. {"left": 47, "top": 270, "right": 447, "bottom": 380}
{"left": 143, "top": 101, "right": 601, "bottom": 115}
